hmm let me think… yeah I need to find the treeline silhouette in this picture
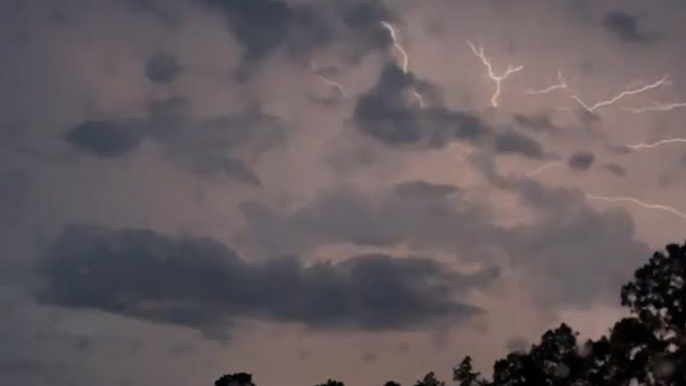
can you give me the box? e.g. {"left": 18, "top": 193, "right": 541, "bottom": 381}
{"left": 216, "top": 241, "right": 686, "bottom": 386}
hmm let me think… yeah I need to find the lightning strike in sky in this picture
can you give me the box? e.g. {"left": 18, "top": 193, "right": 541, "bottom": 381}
{"left": 622, "top": 101, "right": 686, "bottom": 113}
{"left": 466, "top": 41, "right": 523, "bottom": 107}
{"left": 526, "top": 161, "right": 561, "bottom": 177}
{"left": 410, "top": 90, "right": 426, "bottom": 108}
{"left": 309, "top": 60, "right": 347, "bottom": 98}
{"left": 586, "top": 194, "right": 686, "bottom": 220}
{"left": 626, "top": 138, "right": 686, "bottom": 150}
{"left": 380, "top": 21, "right": 427, "bottom": 108}
{"left": 316, "top": 75, "right": 347, "bottom": 98}
{"left": 381, "top": 21, "right": 409, "bottom": 73}
{"left": 570, "top": 75, "right": 670, "bottom": 113}
{"left": 310, "top": 60, "right": 348, "bottom": 98}
{"left": 525, "top": 70, "right": 568, "bottom": 95}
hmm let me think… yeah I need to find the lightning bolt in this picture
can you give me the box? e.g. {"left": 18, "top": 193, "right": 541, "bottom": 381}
{"left": 381, "top": 21, "right": 409, "bottom": 73}
{"left": 622, "top": 101, "right": 686, "bottom": 113}
{"left": 380, "top": 21, "right": 426, "bottom": 108}
{"left": 310, "top": 60, "right": 347, "bottom": 98}
{"left": 586, "top": 194, "right": 686, "bottom": 220}
{"left": 466, "top": 41, "right": 524, "bottom": 108}
{"left": 526, "top": 161, "right": 561, "bottom": 177}
{"left": 410, "top": 90, "right": 426, "bottom": 108}
{"left": 316, "top": 75, "right": 347, "bottom": 97}
{"left": 570, "top": 75, "right": 670, "bottom": 113}
{"left": 525, "top": 70, "right": 568, "bottom": 95}
{"left": 626, "top": 138, "right": 686, "bottom": 150}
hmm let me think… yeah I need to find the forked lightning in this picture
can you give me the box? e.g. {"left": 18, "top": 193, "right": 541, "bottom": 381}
{"left": 467, "top": 41, "right": 524, "bottom": 107}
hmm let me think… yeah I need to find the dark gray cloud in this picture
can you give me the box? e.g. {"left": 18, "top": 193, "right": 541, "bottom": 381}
{"left": 393, "top": 180, "right": 459, "bottom": 200}
{"left": 119, "top": 0, "right": 183, "bottom": 27}
{"left": 0, "top": 170, "right": 28, "bottom": 226}
{"left": 194, "top": 0, "right": 394, "bottom": 66}
{"left": 600, "top": 162, "right": 626, "bottom": 177}
{"left": 34, "top": 225, "right": 493, "bottom": 337}
{"left": 341, "top": 0, "right": 398, "bottom": 62}
{"left": 66, "top": 120, "right": 145, "bottom": 158}
{"left": 64, "top": 99, "right": 283, "bottom": 186}
{"left": 168, "top": 153, "right": 262, "bottom": 186}
{"left": 567, "top": 151, "right": 595, "bottom": 171}
{"left": 195, "top": 0, "right": 316, "bottom": 62}
{"left": 493, "top": 131, "right": 546, "bottom": 159}
{"left": 353, "top": 63, "right": 488, "bottom": 148}
{"left": 512, "top": 113, "right": 557, "bottom": 134}
{"left": 239, "top": 177, "right": 649, "bottom": 306}
{"left": 144, "top": 51, "right": 183, "bottom": 84}
{"left": 601, "top": 10, "right": 656, "bottom": 43}
{"left": 353, "top": 64, "right": 548, "bottom": 159}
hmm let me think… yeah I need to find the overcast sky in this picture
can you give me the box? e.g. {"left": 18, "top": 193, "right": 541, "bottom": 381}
{"left": 2, "top": 0, "right": 686, "bottom": 385}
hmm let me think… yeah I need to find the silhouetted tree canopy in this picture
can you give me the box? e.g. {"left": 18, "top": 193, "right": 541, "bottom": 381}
{"left": 215, "top": 372, "right": 255, "bottom": 386}
{"left": 215, "top": 241, "right": 686, "bottom": 386}
{"left": 314, "top": 380, "right": 345, "bottom": 386}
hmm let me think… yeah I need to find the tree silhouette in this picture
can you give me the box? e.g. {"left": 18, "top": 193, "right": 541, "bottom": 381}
{"left": 452, "top": 240, "right": 686, "bottom": 386}
{"left": 215, "top": 241, "right": 686, "bottom": 386}
{"left": 314, "top": 380, "right": 345, "bottom": 386}
{"left": 413, "top": 372, "right": 444, "bottom": 386}
{"left": 215, "top": 372, "right": 255, "bottom": 386}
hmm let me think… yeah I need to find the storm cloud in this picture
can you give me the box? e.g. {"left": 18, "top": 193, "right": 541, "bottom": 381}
{"left": 568, "top": 151, "right": 596, "bottom": 171}
{"left": 601, "top": 10, "right": 657, "bottom": 43}
{"left": 353, "top": 63, "right": 548, "bottom": 160}
{"left": 194, "top": 0, "right": 396, "bottom": 66}
{"left": 34, "top": 225, "right": 493, "bottom": 337}
{"left": 66, "top": 120, "right": 145, "bottom": 158}
{"left": 64, "top": 98, "right": 283, "bottom": 185}
{"left": 239, "top": 178, "right": 649, "bottom": 306}
{"left": 144, "top": 51, "right": 183, "bottom": 84}
{"left": 2, "top": 0, "right": 685, "bottom": 385}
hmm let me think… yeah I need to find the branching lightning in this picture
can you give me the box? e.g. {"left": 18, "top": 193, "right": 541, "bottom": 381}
{"left": 622, "top": 101, "right": 686, "bottom": 113}
{"left": 380, "top": 21, "right": 426, "bottom": 108}
{"left": 586, "top": 194, "right": 686, "bottom": 220}
{"left": 525, "top": 70, "right": 568, "bottom": 95}
{"left": 627, "top": 138, "right": 686, "bottom": 150}
{"left": 466, "top": 41, "right": 523, "bottom": 107}
{"left": 570, "top": 75, "right": 670, "bottom": 113}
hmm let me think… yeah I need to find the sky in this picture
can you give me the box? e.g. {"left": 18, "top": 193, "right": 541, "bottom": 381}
{"left": 1, "top": 0, "right": 686, "bottom": 385}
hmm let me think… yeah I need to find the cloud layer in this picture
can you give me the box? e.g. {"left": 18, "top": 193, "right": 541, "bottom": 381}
{"left": 35, "top": 225, "right": 497, "bottom": 339}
